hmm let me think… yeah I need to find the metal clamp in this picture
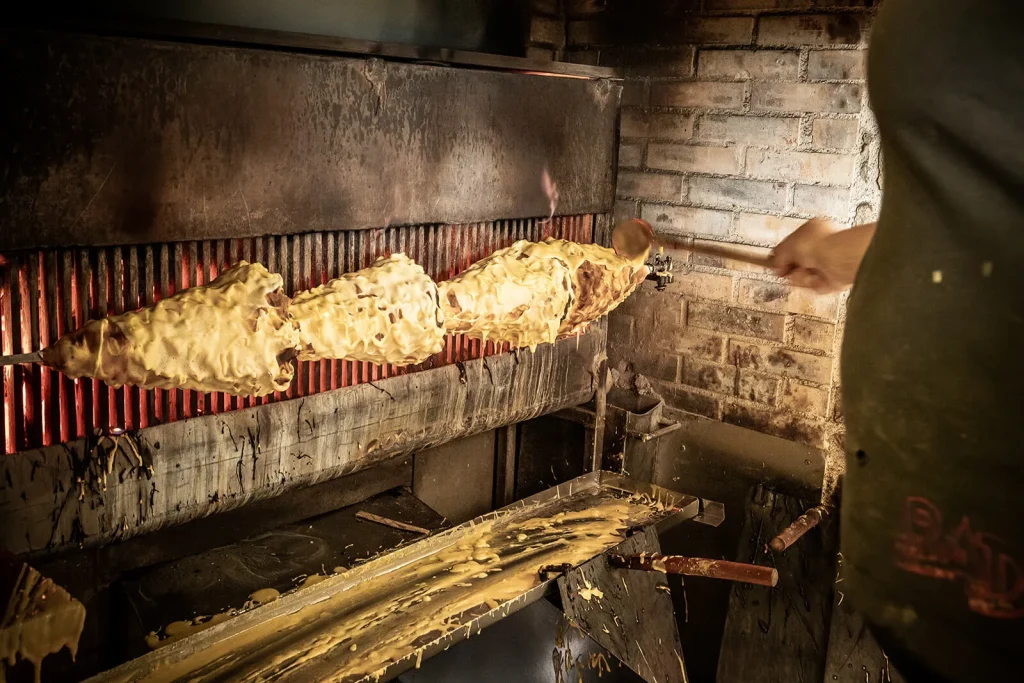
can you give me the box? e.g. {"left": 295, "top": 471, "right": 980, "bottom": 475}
{"left": 644, "top": 249, "right": 674, "bottom": 291}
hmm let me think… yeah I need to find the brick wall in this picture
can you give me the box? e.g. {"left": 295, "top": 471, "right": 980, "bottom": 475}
{"left": 563, "top": 0, "right": 882, "bottom": 480}
{"left": 526, "top": 1, "right": 567, "bottom": 59}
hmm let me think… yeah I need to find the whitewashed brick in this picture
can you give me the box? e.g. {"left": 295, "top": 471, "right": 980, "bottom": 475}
{"left": 648, "top": 144, "right": 740, "bottom": 174}
{"left": 699, "top": 115, "right": 799, "bottom": 146}
{"left": 689, "top": 177, "right": 787, "bottom": 211}
{"left": 651, "top": 82, "right": 746, "bottom": 109}
{"left": 641, "top": 205, "right": 734, "bottom": 238}
{"left": 746, "top": 149, "right": 855, "bottom": 185}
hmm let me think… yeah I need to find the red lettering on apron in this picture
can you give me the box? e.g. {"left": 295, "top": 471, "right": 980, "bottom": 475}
{"left": 895, "top": 496, "right": 1024, "bottom": 619}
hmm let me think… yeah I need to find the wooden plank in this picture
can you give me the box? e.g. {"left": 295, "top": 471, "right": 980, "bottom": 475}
{"left": 559, "top": 528, "right": 688, "bottom": 683}
{"left": 0, "top": 328, "right": 603, "bottom": 557}
{"left": 493, "top": 424, "right": 517, "bottom": 507}
{"left": 716, "top": 486, "right": 837, "bottom": 683}
{"left": 824, "top": 598, "right": 908, "bottom": 683}
{"left": 1, "top": 29, "right": 617, "bottom": 250}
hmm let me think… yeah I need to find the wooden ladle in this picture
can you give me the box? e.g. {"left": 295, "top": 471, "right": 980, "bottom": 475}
{"left": 611, "top": 218, "right": 774, "bottom": 269}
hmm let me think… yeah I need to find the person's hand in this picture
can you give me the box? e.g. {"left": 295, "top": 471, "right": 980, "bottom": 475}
{"left": 771, "top": 219, "right": 876, "bottom": 293}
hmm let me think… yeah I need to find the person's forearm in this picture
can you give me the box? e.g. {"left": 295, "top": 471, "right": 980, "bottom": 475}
{"left": 819, "top": 222, "right": 877, "bottom": 287}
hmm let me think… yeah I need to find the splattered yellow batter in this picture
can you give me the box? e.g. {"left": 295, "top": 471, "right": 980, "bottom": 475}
{"left": 108, "top": 492, "right": 673, "bottom": 683}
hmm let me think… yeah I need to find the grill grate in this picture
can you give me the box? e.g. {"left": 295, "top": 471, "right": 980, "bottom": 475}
{"left": 0, "top": 216, "right": 596, "bottom": 455}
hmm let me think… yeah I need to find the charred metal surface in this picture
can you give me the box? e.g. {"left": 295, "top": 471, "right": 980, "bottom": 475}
{"left": 16, "top": 0, "right": 531, "bottom": 57}
{"left": 559, "top": 528, "right": 687, "bottom": 683}
{"left": 399, "top": 598, "right": 644, "bottom": 683}
{"left": 0, "top": 29, "right": 619, "bottom": 250}
{"left": 1, "top": 329, "right": 602, "bottom": 558}
{"left": 12, "top": 12, "right": 615, "bottom": 79}
{"left": 413, "top": 430, "right": 496, "bottom": 524}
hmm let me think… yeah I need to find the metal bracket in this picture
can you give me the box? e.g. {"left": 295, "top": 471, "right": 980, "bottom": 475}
{"left": 691, "top": 498, "right": 726, "bottom": 528}
{"left": 625, "top": 419, "right": 681, "bottom": 443}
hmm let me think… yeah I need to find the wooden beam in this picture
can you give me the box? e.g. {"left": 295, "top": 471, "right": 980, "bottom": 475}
{"left": 493, "top": 424, "right": 517, "bottom": 508}
{"left": 716, "top": 485, "right": 837, "bottom": 683}
{"left": 1, "top": 330, "right": 601, "bottom": 558}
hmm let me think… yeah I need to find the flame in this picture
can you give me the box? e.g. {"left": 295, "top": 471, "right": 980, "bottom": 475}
{"left": 541, "top": 167, "right": 559, "bottom": 225}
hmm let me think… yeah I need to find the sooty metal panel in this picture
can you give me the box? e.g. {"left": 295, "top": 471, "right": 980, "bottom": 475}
{"left": 0, "top": 29, "right": 619, "bottom": 250}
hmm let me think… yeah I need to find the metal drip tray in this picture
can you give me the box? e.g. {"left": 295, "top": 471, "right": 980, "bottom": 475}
{"left": 91, "top": 472, "right": 700, "bottom": 683}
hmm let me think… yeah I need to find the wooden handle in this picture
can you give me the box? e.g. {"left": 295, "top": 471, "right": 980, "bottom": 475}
{"left": 610, "top": 553, "right": 778, "bottom": 587}
{"left": 769, "top": 505, "right": 827, "bottom": 553}
{"left": 656, "top": 235, "right": 775, "bottom": 269}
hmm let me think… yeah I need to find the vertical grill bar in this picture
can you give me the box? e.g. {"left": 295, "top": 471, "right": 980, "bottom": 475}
{"left": 311, "top": 232, "right": 325, "bottom": 393}
{"left": 35, "top": 252, "right": 53, "bottom": 446}
{"left": 265, "top": 236, "right": 280, "bottom": 403}
{"left": 325, "top": 232, "right": 338, "bottom": 390}
{"left": 301, "top": 233, "right": 314, "bottom": 396}
{"left": 140, "top": 246, "right": 153, "bottom": 428}
{"left": 12, "top": 258, "right": 32, "bottom": 450}
{"left": 254, "top": 237, "right": 270, "bottom": 405}
{"left": 1, "top": 260, "right": 15, "bottom": 454}
{"left": 111, "top": 247, "right": 128, "bottom": 431}
{"left": 20, "top": 256, "right": 40, "bottom": 447}
{"left": 81, "top": 250, "right": 101, "bottom": 437}
{"left": 43, "top": 252, "right": 60, "bottom": 445}
{"left": 73, "top": 252, "right": 89, "bottom": 439}
{"left": 158, "top": 244, "right": 171, "bottom": 423}
{"left": 342, "top": 231, "right": 354, "bottom": 388}
{"left": 57, "top": 251, "right": 73, "bottom": 443}
{"left": 96, "top": 249, "right": 115, "bottom": 432}
{"left": 197, "top": 241, "right": 213, "bottom": 414}
{"left": 170, "top": 243, "right": 184, "bottom": 421}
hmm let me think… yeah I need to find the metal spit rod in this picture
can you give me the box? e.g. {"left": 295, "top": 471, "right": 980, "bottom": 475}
{"left": 0, "top": 352, "right": 42, "bottom": 367}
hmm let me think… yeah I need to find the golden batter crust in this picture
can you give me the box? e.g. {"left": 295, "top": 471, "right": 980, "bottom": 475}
{"left": 438, "top": 240, "right": 576, "bottom": 351}
{"left": 40, "top": 262, "right": 299, "bottom": 396}
{"left": 439, "top": 239, "right": 648, "bottom": 348}
{"left": 290, "top": 254, "right": 445, "bottom": 366}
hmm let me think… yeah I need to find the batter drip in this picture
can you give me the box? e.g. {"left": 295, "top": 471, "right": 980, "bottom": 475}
{"left": 0, "top": 564, "right": 87, "bottom": 683}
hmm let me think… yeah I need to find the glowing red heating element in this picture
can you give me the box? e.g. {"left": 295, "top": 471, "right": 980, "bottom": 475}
{"left": 0, "top": 216, "right": 596, "bottom": 455}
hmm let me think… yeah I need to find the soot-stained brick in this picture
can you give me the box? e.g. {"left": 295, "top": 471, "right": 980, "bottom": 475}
{"left": 723, "top": 402, "right": 824, "bottom": 447}
{"left": 689, "top": 301, "right": 785, "bottom": 341}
